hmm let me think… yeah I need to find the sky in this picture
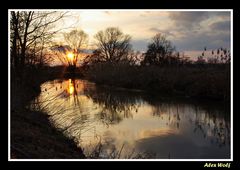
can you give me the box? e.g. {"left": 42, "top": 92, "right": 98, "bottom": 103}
{"left": 56, "top": 10, "right": 231, "bottom": 59}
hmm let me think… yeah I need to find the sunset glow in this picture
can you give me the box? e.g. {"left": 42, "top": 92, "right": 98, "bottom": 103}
{"left": 59, "top": 11, "right": 230, "bottom": 53}
{"left": 67, "top": 52, "right": 74, "bottom": 61}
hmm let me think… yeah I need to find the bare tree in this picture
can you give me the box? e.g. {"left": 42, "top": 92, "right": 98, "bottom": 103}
{"left": 50, "top": 45, "right": 72, "bottom": 66}
{"left": 94, "top": 27, "right": 132, "bottom": 63}
{"left": 142, "top": 33, "right": 175, "bottom": 66}
{"left": 10, "top": 11, "right": 67, "bottom": 71}
{"left": 63, "top": 29, "right": 88, "bottom": 68}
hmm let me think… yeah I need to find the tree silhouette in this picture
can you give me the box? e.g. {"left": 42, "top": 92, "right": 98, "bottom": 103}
{"left": 94, "top": 27, "right": 132, "bottom": 63}
{"left": 142, "top": 33, "right": 175, "bottom": 66}
{"left": 10, "top": 11, "right": 66, "bottom": 72}
{"left": 63, "top": 29, "right": 88, "bottom": 68}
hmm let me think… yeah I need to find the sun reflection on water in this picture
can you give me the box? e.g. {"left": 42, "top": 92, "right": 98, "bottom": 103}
{"left": 31, "top": 79, "right": 230, "bottom": 158}
{"left": 68, "top": 79, "right": 75, "bottom": 95}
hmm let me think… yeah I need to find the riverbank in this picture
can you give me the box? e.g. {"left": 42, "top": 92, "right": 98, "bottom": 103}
{"left": 10, "top": 64, "right": 230, "bottom": 158}
{"left": 83, "top": 63, "right": 230, "bottom": 101}
{"left": 10, "top": 67, "right": 85, "bottom": 159}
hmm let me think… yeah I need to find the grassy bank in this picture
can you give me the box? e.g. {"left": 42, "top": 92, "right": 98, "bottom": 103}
{"left": 83, "top": 63, "right": 230, "bottom": 101}
{"left": 10, "top": 67, "right": 85, "bottom": 159}
{"left": 11, "top": 109, "right": 85, "bottom": 158}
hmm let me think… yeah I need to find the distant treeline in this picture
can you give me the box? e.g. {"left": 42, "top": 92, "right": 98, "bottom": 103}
{"left": 79, "top": 28, "right": 230, "bottom": 101}
{"left": 83, "top": 63, "right": 230, "bottom": 101}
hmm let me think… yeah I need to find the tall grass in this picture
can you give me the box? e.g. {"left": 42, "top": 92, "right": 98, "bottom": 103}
{"left": 83, "top": 63, "right": 230, "bottom": 101}
{"left": 11, "top": 66, "right": 86, "bottom": 159}
{"left": 84, "top": 141, "right": 156, "bottom": 159}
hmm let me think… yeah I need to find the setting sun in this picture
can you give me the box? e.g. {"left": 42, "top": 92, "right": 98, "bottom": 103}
{"left": 67, "top": 52, "right": 74, "bottom": 61}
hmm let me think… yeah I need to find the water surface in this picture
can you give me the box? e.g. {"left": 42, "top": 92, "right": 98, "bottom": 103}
{"left": 31, "top": 79, "right": 230, "bottom": 159}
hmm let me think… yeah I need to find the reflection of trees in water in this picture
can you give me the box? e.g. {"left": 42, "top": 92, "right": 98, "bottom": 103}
{"left": 83, "top": 85, "right": 230, "bottom": 150}
{"left": 86, "top": 86, "right": 142, "bottom": 125}
{"left": 191, "top": 105, "right": 230, "bottom": 148}
{"left": 149, "top": 102, "right": 182, "bottom": 129}
{"left": 33, "top": 79, "right": 230, "bottom": 152}
{"left": 145, "top": 96, "right": 230, "bottom": 148}
{"left": 31, "top": 79, "right": 100, "bottom": 145}
{"left": 50, "top": 79, "right": 101, "bottom": 144}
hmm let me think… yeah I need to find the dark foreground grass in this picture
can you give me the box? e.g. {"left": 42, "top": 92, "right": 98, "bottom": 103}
{"left": 11, "top": 109, "right": 85, "bottom": 159}
{"left": 10, "top": 67, "right": 85, "bottom": 159}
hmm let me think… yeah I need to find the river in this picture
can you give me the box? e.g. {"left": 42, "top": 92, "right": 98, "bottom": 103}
{"left": 30, "top": 78, "right": 230, "bottom": 159}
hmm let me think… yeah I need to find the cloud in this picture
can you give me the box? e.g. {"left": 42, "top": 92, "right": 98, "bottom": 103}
{"left": 132, "top": 17, "right": 231, "bottom": 52}
{"left": 173, "top": 30, "right": 230, "bottom": 51}
{"left": 166, "top": 12, "right": 230, "bottom": 51}
{"left": 60, "top": 11, "right": 231, "bottom": 53}
{"left": 149, "top": 27, "right": 175, "bottom": 37}
{"left": 104, "top": 11, "right": 111, "bottom": 15}
{"left": 209, "top": 11, "right": 231, "bottom": 19}
{"left": 210, "top": 20, "right": 230, "bottom": 31}
{"left": 168, "top": 12, "right": 209, "bottom": 29}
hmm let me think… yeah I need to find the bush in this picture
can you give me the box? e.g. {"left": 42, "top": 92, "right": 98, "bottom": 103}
{"left": 83, "top": 63, "right": 230, "bottom": 101}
